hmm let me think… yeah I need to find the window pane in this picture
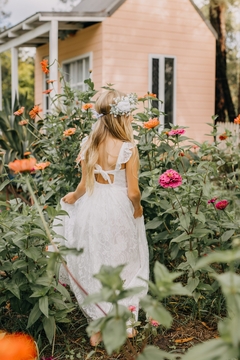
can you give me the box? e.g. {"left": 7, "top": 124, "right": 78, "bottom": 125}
{"left": 164, "top": 58, "right": 174, "bottom": 128}
{"left": 63, "top": 64, "right": 70, "bottom": 82}
{"left": 152, "top": 58, "right": 159, "bottom": 109}
{"left": 77, "top": 59, "right": 83, "bottom": 83}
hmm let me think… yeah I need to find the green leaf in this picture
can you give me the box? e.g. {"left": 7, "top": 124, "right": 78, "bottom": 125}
{"left": 221, "top": 230, "right": 235, "bottom": 242}
{"left": 140, "top": 295, "right": 172, "bottom": 328}
{"left": 195, "top": 249, "right": 240, "bottom": 270}
{"left": 179, "top": 214, "right": 191, "bottom": 230}
{"left": 102, "top": 317, "right": 127, "bottom": 355}
{"left": 145, "top": 217, "right": 163, "bottom": 230}
{"left": 43, "top": 315, "right": 55, "bottom": 344}
{"left": 29, "top": 228, "right": 47, "bottom": 238}
{"left": 182, "top": 338, "right": 234, "bottom": 360}
{"left": 186, "top": 277, "right": 199, "bottom": 293}
{"left": 141, "top": 187, "right": 153, "bottom": 200}
{"left": 22, "top": 247, "right": 41, "bottom": 261}
{"left": 137, "top": 345, "right": 176, "bottom": 360}
{"left": 39, "top": 296, "right": 49, "bottom": 317}
{"left": 27, "top": 302, "right": 42, "bottom": 328}
{"left": 171, "top": 232, "right": 190, "bottom": 244}
{"left": 0, "top": 179, "right": 11, "bottom": 191}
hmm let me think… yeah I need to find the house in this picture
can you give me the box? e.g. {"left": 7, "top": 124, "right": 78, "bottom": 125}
{"left": 0, "top": 0, "right": 217, "bottom": 142}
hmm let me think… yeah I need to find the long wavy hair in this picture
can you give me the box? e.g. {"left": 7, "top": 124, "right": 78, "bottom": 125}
{"left": 81, "top": 90, "right": 135, "bottom": 193}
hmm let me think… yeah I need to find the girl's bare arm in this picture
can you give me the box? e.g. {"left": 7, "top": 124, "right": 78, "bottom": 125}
{"left": 62, "top": 161, "right": 86, "bottom": 204}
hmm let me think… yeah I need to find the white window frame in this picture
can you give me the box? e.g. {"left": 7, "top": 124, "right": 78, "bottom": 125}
{"left": 62, "top": 52, "right": 93, "bottom": 91}
{"left": 42, "top": 56, "right": 51, "bottom": 114}
{"left": 148, "top": 54, "right": 176, "bottom": 130}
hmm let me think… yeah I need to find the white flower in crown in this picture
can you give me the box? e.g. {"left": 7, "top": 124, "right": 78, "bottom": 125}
{"left": 110, "top": 93, "right": 138, "bottom": 117}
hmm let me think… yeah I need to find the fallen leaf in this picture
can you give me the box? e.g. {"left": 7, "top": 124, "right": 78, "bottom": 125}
{"left": 201, "top": 321, "right": 213, "bottom": 330}
{"left": 174, "top": 337, "right": 194, "bottom": 343}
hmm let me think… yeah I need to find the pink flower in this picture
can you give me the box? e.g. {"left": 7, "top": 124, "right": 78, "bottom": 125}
{"left": 215, "top": 200, "right": 229, "bottom": 210}
{"left": 208, "top": 197, "right": 218, "bottom": 204}
{"left": 128, "top": 305, "right": 136, "bottom": 313}
{"left": 168, "top": 129, "right": 185, "bottom": 136}
{"left": 150, "top": 319, "right": 160, "bottom": 327}
{"left": 159, "top": 169, "right": 182, "bottom": 188}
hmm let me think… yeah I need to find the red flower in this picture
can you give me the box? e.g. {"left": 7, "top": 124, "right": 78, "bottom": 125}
{"left": 19, "top": 120, "right": 28, "bottom": 126}
{"left": 29, "top": 105, "right": 42, "bottom": 119}
{"left": 219, "top": 133, "right": 228, "bottom": 141}
{"left": 159, "top": 169, "right": 182, "bottom": 188}
{"left": 0, "top": 333, "right": 37, "bottom": 360}
{"left": 13, "top": 107, "right": 24, "bottom": 116}
{"left": 150, "top": 319, "right": 160, "bottom": 327}
{"left": 42, "top": 89, "right": 53, "bottom": 94}
{"left": 128, "top": 305, "right": 136, "bottom": 313}
{"left": 215, "top": 200, "right": 229, "bottom": 210}
{"left": 40, "top": 59, "right": 49, "bottom": 74}
{"left": 168, "top": 129, "right": 185, "bottom": 136}
{"left": 143, "top": 118, "right": 160, "bottom": 129}
{"left": 8, "top": 158, "right": 37, "bottom": 173}
{"left": 208, "top": 197, "right": 218, "bottom": 204}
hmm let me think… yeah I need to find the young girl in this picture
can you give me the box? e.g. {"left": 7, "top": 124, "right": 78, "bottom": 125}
{"left": 55, "top": 90, "right": 149, "bottom": 345}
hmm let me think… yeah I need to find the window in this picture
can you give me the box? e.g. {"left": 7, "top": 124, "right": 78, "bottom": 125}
{"left": 62, "top": 53, "right": 92, "bottom": 91}
{"left": 149, "top": 55, "right": 176, "bottom": 129}
{"left": 42, "top": 56, "right": 50, "bottom": 113}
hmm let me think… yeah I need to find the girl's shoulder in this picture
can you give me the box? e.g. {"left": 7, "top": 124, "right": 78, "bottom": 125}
{"left": 116, "top": 141, "right": 136, "bottom": 168}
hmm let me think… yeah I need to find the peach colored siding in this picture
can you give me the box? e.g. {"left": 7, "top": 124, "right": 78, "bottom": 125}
{"left": 35, "top": 0, "right": 216, "bottom": 142}
{"left": 35, "top": 23, "right": 103, "bottom": 108}
{"left": 102, "top": 0, "right": 216, "bottom": 142}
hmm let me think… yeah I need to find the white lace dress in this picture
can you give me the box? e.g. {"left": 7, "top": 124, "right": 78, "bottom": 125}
{"left": 52, "top": 141, "right": 149, "bottom": 321}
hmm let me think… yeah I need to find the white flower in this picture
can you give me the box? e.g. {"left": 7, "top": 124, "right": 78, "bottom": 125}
{"left": 110, "top": 93, "right": 138, "bottom": 117}
{"left": 116, "top": 100, "right": 131, "bottom": 114}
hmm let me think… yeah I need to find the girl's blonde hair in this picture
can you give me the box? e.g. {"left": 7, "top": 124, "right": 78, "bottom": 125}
{"left": 81, "top": 90, "right": 135, "bottom": 192}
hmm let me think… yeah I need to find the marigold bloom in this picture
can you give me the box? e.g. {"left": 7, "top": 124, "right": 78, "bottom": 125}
{"left": 168, "top": 128, "right": 185, "bottom": 136}
{"left": 13, "top": 107, "right": 24, "bottom": 116}
{"left": 207, "top": 197, "right": 218, "bottom": 204}
{"left": 150, "top": 319, "right": 160, "bottom": 327}
{"left": 128, "top": 305, "right": 136, "bottom": 313}
{"left": 29, "top": 105, "right": 42, "bottom": 120}
{"left": 8, "top": 158, "right": 37, "bottom": 173}
{"left": 159, "top": 169, "right": 182, "bottom": 188}
{"left": 219, "top": 132, "right": 228, "bottom": 141}
{"left": 143, "top": 118, "right": 160, "bottom": 129}
{"left": 46, "top": 79, "right": 56, "bottom": 84}
{"left": 215, "top": 200, "right": 229, "bottom": 210}
{"left": 234, "top": 115, "right": 240, "bottom": 124}
{"left": 143, "top": 93, "right": 157, "bottom": 98}
{"left": 0, "top": 333, "right": 37, "bottom": 360}
{"left": 42, "top": 89, "right": 53, "bottom": 94}
{"left": 19, "top": 120, "right": 28, "bottom": 126}
{"left": 82, "top": 103, "right": 93, "bottom": 110}
{"left": 34, "top": 161, "right": 50, "bottom": 170}
{"left": 63, "top": 128, "right": 76, "bottom": 137}
{"left": 40, "top": 59, "right": 49, "bottom": 74}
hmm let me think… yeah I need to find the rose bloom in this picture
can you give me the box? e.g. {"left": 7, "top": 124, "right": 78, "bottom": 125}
{"left": 42, "top": 89, "right": 53, "bottom": 94}
{"left": 0, "top": 333, "right": 37, "bottom": 360}
{"left": 34, "top": 161, "right": 50, "bottom": 170}
{"left": 13, "top": 107, "right": 24, "bottom": 116}
{"left": 150, "top": 319, "right": 160, "bottom": 327}
{"left": 234, "top": 115, "right": 240, "bottom": 124}
{"left": 215, "top": 200, "right": 229, "bottom": 210}
{"left": 19, "top": 119, "right": 28, "bottom": 126}
{"left": 207, "top": 197, "right": 218, "bottom": 204}
{"left": 143, "top": 118, "right": 160, "bottom": 129}
{"left": 40, "top": 59, "right": 49, "bottom": 74}
{"left": 159, "top": 169, "right": 182, "bottom": 188}
{"left": 219, "top": 132, "right": 228, "bottom": 141}
{"left": 128, "top": 305, "right": 136, "bottom": 313}
{"left": 63, "top": 128, "right": 76, "bottom": 137}
{"left": 168, "top": 128, "right": 185, "bottom": 136}
{"left": 8, "top": 158, "right": 37, "bottom": 173}
{"left": 29, "top": 105, "right": 42, "bottom": 120}
{"left": 82, "top": 103, "right": 93, "bottom": 110}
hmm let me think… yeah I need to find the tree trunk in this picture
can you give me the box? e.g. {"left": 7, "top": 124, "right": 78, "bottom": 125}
{"left": 209, "top": 0, "right": 236, "bottom": 122}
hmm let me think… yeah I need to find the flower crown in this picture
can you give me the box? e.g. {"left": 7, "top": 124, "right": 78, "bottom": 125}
{"left": 109, "top": 93, "right": 138, "bottom": 117}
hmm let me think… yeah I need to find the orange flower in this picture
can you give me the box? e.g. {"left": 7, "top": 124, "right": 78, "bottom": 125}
{"left": 13, "top": 107, "right": 24, "bottom": 116}
{"left": 24, "top": 151, "right": 31, "bottom": 156}
{"left": 11, "top": 255, "right": 18, "bottom": 261}
{"left": 29, "top": 105, "right": 42, "bottom": 120}
{"left": 0, "top": 333, "right": 37, "bottom": 360}
{"left": 34, "top": 161, "right": 50, "bottom": 170}
{"left": 143, "top": 93, "right": 157, "bottom": 98}
{"left": 234, "top": 115, "right": 240, "bottom": 124}
{"left": 8, "top": 158, "right": 37, "bottom": 173}
{"left": 63, "top": 128, "right": 76, "bottom": 137}
{"left": 219, "top": 132, "right": 228, "bottom": 141}
{"left": 82, "top": 103, "right": 93, "bottom": 110}
{"left": 19, "top": 120, "right": 28, "bottom": 126}
{"left": 46, "top": 79, "right": 56, "bottom": 84}
{"left": 40, "top": 59, "right": 49, "bottom": 74}
{"left": 143, "top": 118, "right": 160, "bottom": 129}
{"left": 42, "top": 89, "right": 53, "bottom": 94}
{"left": 60, "top": 116, "right": 68, "bottom": 121}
